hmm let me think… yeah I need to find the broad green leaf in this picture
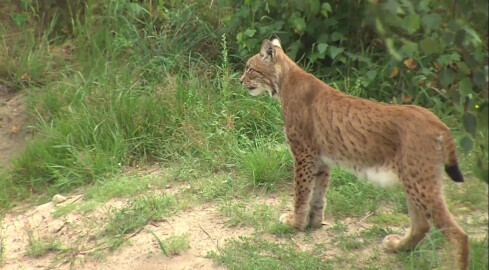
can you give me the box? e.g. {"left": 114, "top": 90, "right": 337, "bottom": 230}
{"left": 403, "top": 14, "right": 420, "bottom": 34}
{"left": 441, "top": 31, "right": 454, "bottom": 44}
{"left": 244, "top": 28, "right": 256, "bottom": 37}
{"left": 421, "top": 13, "right": 441, "bottom": 29}
{"left": 448, "top": 21, "right": 461, "bottom": 32}
{"left": 458, "top": 77, "right": 473, "bottom": 97}
{"left": 328, "top": 46, "right": 344, "bottom": 60}
{"left": 400, "top": 39, "right": 419, "bottom": 57}
{"left": 473, "top": 71, "right": 487, "bottom": 90}
{"left": 366, "top": 70, "right": 377, "bottom": 81}
{"left": 236, "top": 32, "right": 243, "bottom": 42}
{"left": 317, "top": 43, "right": 328, "bottom": 55}
{"left": 419, "top": 37, "right": 442, "bottom": 55}
{"left": 447, "top": 86, "right": 461, "bottom": 104}
{"left": 308, "top": 0, "right": 320, "bottom": 15}
{"left": 322, "top": 2, "right": 332, "bottom": 12}
{"left": 460, "top": 136, "right": 473, "bottom": 154}
{"left": 436, "top": 53, "right": 460, "bottom": 66}
{"left": 383, "top": 0, "right": 400, "bottom": 14}
{"left": 462, "top": 113, "right": 477, "bottom": 135}
{"left": 456, "top": 62, "right": 470, "bottom": 75}
{"left": 331, "top": 32, "right": 345, "bottom": 42}
{"left": 417, "top": 0, "right": 430, "bottom": 12}
{"left": 293, "top": 17, "right": 306, "bottom": 34}
{"left": 477, "top": 104, "right": 488, "bottom": 130}
{"left": 439, "top": 68, "right": 454, "bottom": 88}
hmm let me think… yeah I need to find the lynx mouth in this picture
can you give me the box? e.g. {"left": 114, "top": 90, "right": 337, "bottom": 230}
{"left": 248, "top": 86, "right": 257, "bottom": 90}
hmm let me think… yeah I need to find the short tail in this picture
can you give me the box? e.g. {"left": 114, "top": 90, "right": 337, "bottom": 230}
{"left": 443, "top": 134, "right": 464, "bottom": 182}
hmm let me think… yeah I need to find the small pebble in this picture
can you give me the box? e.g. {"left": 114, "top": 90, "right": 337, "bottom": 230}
{"left": 52, "top": 194, "right": 67, "bottom": 204}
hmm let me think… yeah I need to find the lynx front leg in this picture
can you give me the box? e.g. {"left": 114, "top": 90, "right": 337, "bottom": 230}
{"left": 308, "top": 165, "right": 330, "bottom": 228}
{"left": 279, "top": 153, "right": 316, "bottom": 230}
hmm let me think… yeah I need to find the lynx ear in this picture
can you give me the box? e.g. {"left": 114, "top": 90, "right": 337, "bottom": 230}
{"left": 269, "top": 34, "right": 282, "bottom": 48}
{"left": 260, "top": 39, "right": 275, "bottom": 63}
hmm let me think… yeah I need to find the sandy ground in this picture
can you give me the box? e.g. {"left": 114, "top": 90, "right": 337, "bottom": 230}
{"left": 0, "top": 191, "right": 388, "bottom": 270}
{"left": 2, "top": 194, "right": 249, "bottom": 270}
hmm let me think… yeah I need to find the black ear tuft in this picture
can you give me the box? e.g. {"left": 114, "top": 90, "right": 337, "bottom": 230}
{"left": 268, "top": 34, "right": 282, "bottom": 49}
{"left": 269, "top": 34, "right": 280, "bottom": 42}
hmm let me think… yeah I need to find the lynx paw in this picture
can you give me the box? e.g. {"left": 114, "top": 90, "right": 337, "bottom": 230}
{"left": 382, "top": 234, "right": 403, "bottom": 252}
{"left": 308, "top": 216, "right": 323, "bottom": 228}
{"left": 279, "top": 213, "right": 294, "bottom": 225}
{"left": 279, "top": 213, "right": 305, "bottom": 230}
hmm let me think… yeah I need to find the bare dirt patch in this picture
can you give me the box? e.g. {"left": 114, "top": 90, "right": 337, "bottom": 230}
{"left": 1, "top": 182, "right": 487, "bottom": 269}
{"left": 1, "top": 194, "right": 252, "bottom": 269}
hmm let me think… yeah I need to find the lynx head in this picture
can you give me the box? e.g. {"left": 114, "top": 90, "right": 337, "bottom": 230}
{"left": 240, "top": 37, "right": 284, "bottom": 97}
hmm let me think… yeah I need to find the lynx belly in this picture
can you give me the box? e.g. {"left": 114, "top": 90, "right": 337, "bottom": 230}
{"left": 320, "top": 156, "right": 399, "bottom": 187}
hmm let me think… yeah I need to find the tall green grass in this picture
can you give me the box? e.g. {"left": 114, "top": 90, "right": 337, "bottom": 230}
{"left": 0, "top": 0, "right": 285, "bottom": 208}
{"left": 1, "top": 0, "right": 486, "bottom": 214}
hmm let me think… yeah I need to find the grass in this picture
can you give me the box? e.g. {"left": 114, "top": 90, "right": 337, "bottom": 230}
{"left": 367, "top": 213, "right": 410, "bottom": 226}
{"left": 144, "top": 231, "right": 191, "bottom": 257}
{"left": 327, "top": 168, "right": 407, "bottom": 218}
{"left": 104, "top": 193, "right": 180, "bottom": 250}
{"left": 238, "top": 142, "right": 293, "bottom": 190}
{"left": 161, "top": 234, "right": 191, "bottom": 256}
{"left": 25, "top": 230, "right": 63, "bottom": 257}
{"left": 51, "top": 173, "right": 171, "bottom": 218}
{"left": 209, "top": 236, "right": 334, "bottom": 270}
{"left": 184, "top": 173, "right": 250, "bottom": 202}
{"left": 218, "top": 199, "right": 278, "bottom": 229}
{"left": 84, "top": 174, "right": 169, "bottom": 203}
{"left": 331, "top": 226, "right": 398, "bottom": 251}
{"left": 468, "top": 237, "right": 489, "bottom": 270}
{"left": 52, "top": 203, "right": 77, "bottom": 218}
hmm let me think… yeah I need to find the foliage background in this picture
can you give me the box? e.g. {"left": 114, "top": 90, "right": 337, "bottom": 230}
{"left": 0, "top": 0, "right": 487, "bottom": 208}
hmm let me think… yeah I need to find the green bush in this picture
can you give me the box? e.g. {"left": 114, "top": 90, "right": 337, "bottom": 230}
{"left": 365, "top": 0, "right": 488, "bottom": 182}
{"left": 221, "top": 0, "right": 488, "bottom": 182}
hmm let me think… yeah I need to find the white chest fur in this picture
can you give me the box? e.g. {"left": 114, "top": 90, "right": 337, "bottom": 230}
{"left": 320, "top": 156, "right": 399, "bottom": 187}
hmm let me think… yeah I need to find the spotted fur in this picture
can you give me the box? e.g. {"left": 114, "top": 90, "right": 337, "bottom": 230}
{"left": 240, "top": 38, "right": 469, "bottom": 270}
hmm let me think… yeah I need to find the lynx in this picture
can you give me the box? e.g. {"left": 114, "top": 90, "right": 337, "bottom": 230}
{"left": 240, "top": 37, "right": 469, "bottom": 269}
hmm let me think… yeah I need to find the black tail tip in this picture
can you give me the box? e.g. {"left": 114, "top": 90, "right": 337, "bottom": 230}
{"left": 445, "top": 164, "right": 464, "bottom": 182}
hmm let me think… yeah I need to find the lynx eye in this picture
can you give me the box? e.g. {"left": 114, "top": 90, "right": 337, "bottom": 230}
{"left": 248, "top": 68, "right": 255, "bottom": 73}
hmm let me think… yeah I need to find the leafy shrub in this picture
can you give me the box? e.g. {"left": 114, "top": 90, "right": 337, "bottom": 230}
{"left": 221, "top": 0, "right": 370, "bottom": 65}
{"left": 365, "top": 0, "right": 488, "bottom": 182}
{"left": 221, "top": 0, "right": 488, "bottom": 182}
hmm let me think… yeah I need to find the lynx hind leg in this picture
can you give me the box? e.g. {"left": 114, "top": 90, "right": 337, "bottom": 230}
{"left": 431, "top": 196, "right": 469, "bottom": 270}
{"left": 308, "top": 165, "right": 330, "bottom": 228}
{"left": 383, "top": 198, "right": 430, "bottom": 251}
{"left": 383, "top": 168, "right": 469, "bottom": 270}
{"left": 279, "top": 152, "right": 317, "bottom": 230}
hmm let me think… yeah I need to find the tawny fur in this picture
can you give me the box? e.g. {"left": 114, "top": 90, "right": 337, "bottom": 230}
{"left": 240, "top": 38, "right": 469, "bottom": 270}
